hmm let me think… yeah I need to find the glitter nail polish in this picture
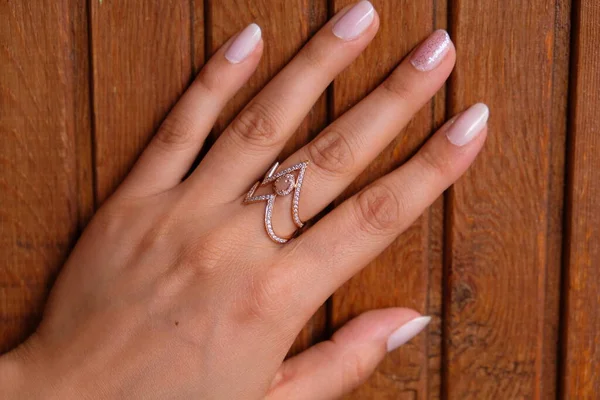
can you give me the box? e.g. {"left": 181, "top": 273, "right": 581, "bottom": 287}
{"left": 410, "top": 30, "right": 451, "bottom": 72}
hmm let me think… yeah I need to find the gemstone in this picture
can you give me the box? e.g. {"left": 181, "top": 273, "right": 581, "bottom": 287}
{"left": 274, "top": 174, "right": 295, "bottom": 196}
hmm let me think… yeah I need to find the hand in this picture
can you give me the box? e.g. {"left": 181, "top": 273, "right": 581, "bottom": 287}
{"left": 0, "top": 1, "right": 488, "bottom": 399}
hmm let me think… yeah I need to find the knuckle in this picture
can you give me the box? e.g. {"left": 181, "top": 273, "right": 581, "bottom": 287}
{"left": 155, "top": 113, "right": 196, "bottom": 151}
{"left": 381, "top": 73, "right": 412, "bottom": 101}
{"left": 138, "top": 214, "right": 174, "bottom": 253}
{"left": 341, "top": 351, "right": 371, "bottom": 392}
{"left": 354, "top": 183, "right": 402, "bottom": 234}
{"left": 307, "top": 128, "right": 355, "bottom": 176}
{"left": 232, "top": 265, "right": 290, "bottom": 324}
{"left": 228, "top": 101, "right": 284, "bottom": 148}
{"left": 178, "top": 234, "right": 225, "bottom": 278}
{"left": 241, "top": 269, "right": 286, "bottom": 323}
{"left": 176, "top": 219, "right": 243, "bottom": 278}
{"left": 417, "top": 144, "right": 450, "bottom": 177}
{"left": 300, "top": 38, "right": 328, "bottom": 70}
{"left": 90, "top": 202, "right": 129, "bottom": 239}
{"left": 192, "top": 64, "right": 220, "bottom": 95}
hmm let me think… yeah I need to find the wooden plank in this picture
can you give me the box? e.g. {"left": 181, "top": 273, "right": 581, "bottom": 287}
{"left": 561, "top": 1, "right": 600, "bottom": 397}
{"left": 429, "top": 2, "right": 448, "bottom": 398}
{"left": 445, "top": 0, "right": 566, "bottom": 397}
{"left": 206, "top": 0, "right": 329, "bottom": 356}
{"left": 0, "top": 1, "right": 93, "bottom": 351}
{"left": 91, "top": 0, "right": 193, "bottom": 203}
{"left": 546, "top": 1, "right": 571, "bottom": 399}
{"left": 330, "top": 1, "right": 439, "bottom": 398}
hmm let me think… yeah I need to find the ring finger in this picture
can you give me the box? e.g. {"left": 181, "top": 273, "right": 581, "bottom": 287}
{"left": 265, "top": 29, "right": 456, "bottom": 239}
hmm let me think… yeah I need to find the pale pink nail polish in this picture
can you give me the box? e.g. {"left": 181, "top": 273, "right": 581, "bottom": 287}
{"left": 225, "top": 23, "right": 261, "bottom": 64}
{"left": 332, "top": 1, "right": 375, "bottom": 41}
{"left": 410, "top": 30, "right": 451, "bottom": 72}
{"left": 386, "top": 316, "right": 431, "bottom": 352}
{"left": 446, "top": 103, "right": 490, "bottom": 146}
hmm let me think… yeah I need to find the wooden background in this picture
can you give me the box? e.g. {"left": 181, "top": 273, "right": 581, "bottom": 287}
{"left": 1, "top": 0, "right": 599, "bottom": 398}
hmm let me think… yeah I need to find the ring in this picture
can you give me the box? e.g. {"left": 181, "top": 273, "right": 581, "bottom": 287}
{"left": 243, "top": 161, "right": 309, "bottom": 244}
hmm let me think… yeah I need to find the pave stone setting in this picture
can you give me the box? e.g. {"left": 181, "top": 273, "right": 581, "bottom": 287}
{"left": 243, "top": 161, "right": 309, "bottom": 243}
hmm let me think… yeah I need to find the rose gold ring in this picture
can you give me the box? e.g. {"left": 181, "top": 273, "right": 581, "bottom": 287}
{"left": 243, "top": 161, "right": 309, "bottom": 244}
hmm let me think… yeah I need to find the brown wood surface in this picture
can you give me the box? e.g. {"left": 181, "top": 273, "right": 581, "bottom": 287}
{"left": 446, "top": 0, "right": 567, "bottom": 398}
{"left": 330, "top": 1, "right": 441, "bottom": 398}
{"left": 91, "top": 0, "right": 193, "bottom": 204}
{"left": 0, "top": 0, "right": 93, "bottom": 353}
{"left": 561, "top": 1, "right": 600, "bottom": 397}
{"left": 0, "top": 0, "right": 599, "bottom": 398}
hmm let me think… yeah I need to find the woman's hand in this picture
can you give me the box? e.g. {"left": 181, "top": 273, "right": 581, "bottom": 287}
{"left": 0, "top": 1, "right": 488, "bottom": 399}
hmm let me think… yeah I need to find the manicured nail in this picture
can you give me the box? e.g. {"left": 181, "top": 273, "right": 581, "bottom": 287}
{"left": 446, "top": 103, "right": 490, "bottom": 146}
{"left": 386, "top": 316, "right": 431, "bottom": 352}
{"left": 225, "top": 23, "right": 262, "bottom": 64}
{"left": 332, "top": 1, "right": 375, "bottom": 41}
{"left": 410, "top": 30, "right": 452, "bottom": 72}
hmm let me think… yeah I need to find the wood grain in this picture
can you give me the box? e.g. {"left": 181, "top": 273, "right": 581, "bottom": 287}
{"left": 547, "top": 1, "right": 571, "bottom": 399}
{"left": 330, "top": 1, "right": 440, "bottom": 398}
{"left": 2, "top": 0, "right": 600, "bottom": 397}
{"left": 0, "top": 0, "right": 93, "bottom": 352}
{"left": 561, "top": 0, "right": 600, "bottom": 397}
{"left": 90, "top": 0, "right": 193, "bottom": 203}
{"left": 429, "top": 2, "right": 448, "bottom": 398}
{"left": 445, "top": 0, "right": 566, "bottom": 397}
{"left": 206, "top": 0, "right": 329, "bottom": 355}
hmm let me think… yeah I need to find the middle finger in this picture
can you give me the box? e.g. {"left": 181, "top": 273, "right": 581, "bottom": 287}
{"left": 189, "top": 1, "right": 380, "bottom": 200}
{"left": 268, "top": 29, "right": 455, "bottom": 239}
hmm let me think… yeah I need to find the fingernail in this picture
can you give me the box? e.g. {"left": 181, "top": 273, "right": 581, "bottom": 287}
{"left": 386, "top": 316, "right": 431, "bottom": 352}
{"left": 446, "top": 103, "right": 490, "bottom": 146}
{"left": 410, "top": 30, "right": 452, "bottom": 72}
{"left": 225, "top": 23, "right": 262, "bottom": 64}
{"left": 332, "top": 1, "right": 375, "bottom": 41}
